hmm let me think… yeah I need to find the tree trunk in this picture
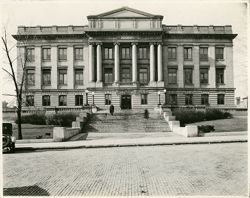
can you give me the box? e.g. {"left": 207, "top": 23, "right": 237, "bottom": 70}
{"left": 17, "top": 107, "right": 22, "bottom": 140}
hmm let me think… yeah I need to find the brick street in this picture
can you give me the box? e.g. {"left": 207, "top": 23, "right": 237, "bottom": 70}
{"left": 3, "top": 143, "right": 247, "bottom": 196}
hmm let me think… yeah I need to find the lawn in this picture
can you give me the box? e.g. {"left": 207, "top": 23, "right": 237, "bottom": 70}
{"left": 12, "top": 124, "right": 53, "bottom": 139}
{"left": 187, "top": 116, "right": 247, "bottom": 132}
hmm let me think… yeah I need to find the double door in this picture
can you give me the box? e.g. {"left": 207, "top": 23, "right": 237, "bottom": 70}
{"left": 121, "top": 95, "right": 131, "bottom": 109}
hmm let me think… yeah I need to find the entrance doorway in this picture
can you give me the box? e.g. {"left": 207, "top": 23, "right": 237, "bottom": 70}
{"left": 121, "top": 95, "right": 132, "bottom": 109}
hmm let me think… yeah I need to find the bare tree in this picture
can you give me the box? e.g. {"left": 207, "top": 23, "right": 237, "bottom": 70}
{"left": 2, "top": 28, "right": 28, "bottom": 140}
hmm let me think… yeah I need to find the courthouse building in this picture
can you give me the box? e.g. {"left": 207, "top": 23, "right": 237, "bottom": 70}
{"left": 13, "top": 7, "right": 237, "bottom": 110}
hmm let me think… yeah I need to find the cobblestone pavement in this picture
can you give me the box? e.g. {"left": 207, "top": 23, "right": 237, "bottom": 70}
{"left": 3, "top": 143, "right": 247, "bottom": 196}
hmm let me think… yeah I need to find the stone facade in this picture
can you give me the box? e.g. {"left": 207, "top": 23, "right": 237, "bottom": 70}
{"left": 13, "top": 7, "right": 237, "bottom": 110}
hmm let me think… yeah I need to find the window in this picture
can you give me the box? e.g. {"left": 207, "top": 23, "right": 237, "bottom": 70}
{"left": 168, "top": 69, "right": 177, "bottom": 84}
{"left": 42, "top": 95, "right": 50, "bottom": 106}
{"left": 42, "top": 48, "right": 51, "bottom": 61}
{"left": 121, "top": 68, "right": 131, "bottom": 83}
{"left": 58, "top": 48, "right": 67, "bottom": 60}
{"left": 141, "top": 94, "right": 148, "bottom": 105}
{"left": 74, "top": 48, "right": 83, "bottom": 60}
{"left": 200, "top": 68, "right": 209, "bottom": 84}
{"left": 168, "top": 47, "right": 176, "bottom": 59}
{"left": 184, "top": 47, "right": 192, "bottom": 60}
{"left": 59, "top": 69, "right": 67, "bottom": 85}
{"left": 42, "top": 69, "right": 51, "bottom": 85}
{"left": 217, "top": 94, "right": 225, "bottom": 105}
{"left": 104, "top": 68, "right": 113, "bottom": 83}
{"left": 75, "top": 95, "right": 83, "bottom": 106}
{"left": 200, "top": 47, "right": 208, "bottom": 60}
{"left": 139, "top": 68, "right": 148, "bottom": 84}
{"left": 185, "top": 94, "right": 193, "bottom": 105}
{"left": 138, "top": 47, "right": 148, "bottom": 59}
{"left": 121, "top": 47, "right": 130, "bottom": 59}
{"left": 75, "top": 69, "right": 83, "bottom": 85}
{"left": 215, "top": 47, "right": 224, "bottom": 60}
{"left": 184, "top": 68, "right": 193, "bottom": 85}
{"left": 59, "top": 95, "right": 67, "bottom": 106}
{"left": 216, "top": 68, "right": 224, "bottom": 84}
{"left": 201, "top": 94, "right": 209, "bottom": 105}
{"left": 26, "top": 48, "right": 35, "bottom": 62}
{"left": 104, "top": 47, "right": 113, "bottom": 59}
{"left": 26, "top": 69, "right": 35, "bottom": 86}
{"left": 105, "top": 94, "right": 112, "bottom": 105}
{"left": 26, "top": 95, "right": 34, "bottom": 106}
{"left": 168, "top": 94, "right": 177, "bottom": 105}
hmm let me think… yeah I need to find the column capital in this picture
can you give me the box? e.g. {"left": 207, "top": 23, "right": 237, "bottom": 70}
{"left": 88, "top": 42, "right": 95, "bottom": 45}
{"left": 96, "top": 42, "right": 103, "bottom": 46}
{"left": 131, "top": 42, "right": 138, "bottom": 46}
{"left": 114, "top": 42, "right": 120, "bottom": 45}
{"left": 156, "top": 42, "right": 163, "bottom": 45}
{"left": 149, "top": 42, "right": 157, "bottom": 45}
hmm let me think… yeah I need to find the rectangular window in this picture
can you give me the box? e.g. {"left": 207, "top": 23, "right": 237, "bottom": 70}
{"left": 121, "top": 47, "right": 131, "bottom": 59}
{"left": 26, "top": 95, "right": 34, "bottom": 106}
{"left": 75, "top": 95, "right": 83, "bottom": 106}
{"left": 59, "top": 95, "right": 67, "bottom": 106}
{"left": 185, "top": 94, "right": 193, "bottom": 105}
{"left": 141, "top": 94, "right": 148, "bottom": 105}
{"left": 42, "top": 95, "right": 50, "bottom": 106}
{"left": 42, "top": 48, "right": 51, "bottom": 61}
{"left": 168, "top": 47, "right": 176, "bottom": 59}
{"left": 75, "top": 69, "right": 83, "bottom": 85}
{"left": 104, "top": 68, "right": 113, "bottom": 83}
{"left": 215, "top": 47, "right": 224, "bottom": 60}
{"left": 26, "top": 48, "right": 35, "bottom": 62}
{"left": 42, "top": 69, "right": 51, "bottom": 85}
{"left": 26, "top": 69, "right": 35, "bottom": 86}
{"left": 200, "top": 47, "right": 208, "bottom": 60}
{"left": 217, "top": 94, "right": 225, "bottom": 105}
{"left": 121, "top": 68, "right": 131, "bottom": 83}
{"left": 184, "top": 68, "right": 193, "bottom": 85}
{"left": 216, "top": 68, "right": 224, "bottom": 84}
{"left": 104, "top": 47, "right": 113, "bottom": 60}
{"left": 168, "top": 94, "right": 177, "bottom": 105}
{"left": 58, "top": 48, "right": 67, "bottom": 61}
{"left": 168, "top": 69, "right": 177, "bottom": 84}
{"left": 184, "top": 47, "right": 192, "bottom": 60}
{"left": 201, "top": 94, "right": 209, "bottom": 105}
{"left": 105, "top": 94, "right": 112, "bottom": 105}
{"left": 200, "top": 68, "right": 209, "bottom": 84}
{"left": 139, "top": 68, "right": 148, "bottom": 84}
{"left": 74, "top": 48, "right": 83, "bottom": 60}
{"left": 58, "top": 69, "right": 67, "bottom": 85}
{"left": 138, "top": 47, "right": 148, "bottom": 59}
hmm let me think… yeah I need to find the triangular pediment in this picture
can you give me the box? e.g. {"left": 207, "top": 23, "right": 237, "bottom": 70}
{"left": 88, "top": 6, "right": 162, "bottom": 19}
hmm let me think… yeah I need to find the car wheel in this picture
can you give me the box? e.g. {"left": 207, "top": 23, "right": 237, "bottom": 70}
{"left": 2, "top": 135, "right": 10, "bottom": 148}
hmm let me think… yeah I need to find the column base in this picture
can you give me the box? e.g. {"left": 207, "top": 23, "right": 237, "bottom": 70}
{"left": 96, "top": 82, "right": 103, "bottom": 88}
{"left": 112, "top": 82, "right": 120, "bottom": 87}
{"left": 149, "top": 81, "right": 157, "bottom": 87}
{"left": 157, "top": 81, "right": 164, "bottom": 87}
{"left": 88, "top": 82, "right": 96, "bottom": 87}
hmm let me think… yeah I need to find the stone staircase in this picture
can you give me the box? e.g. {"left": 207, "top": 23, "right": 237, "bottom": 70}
{"left": 83, "top": 110, "right": 171, "bottom": 133}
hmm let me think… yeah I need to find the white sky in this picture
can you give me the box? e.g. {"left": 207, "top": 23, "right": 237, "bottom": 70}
{"left": 0, "top": 0, "right": 248, "bottom": 105}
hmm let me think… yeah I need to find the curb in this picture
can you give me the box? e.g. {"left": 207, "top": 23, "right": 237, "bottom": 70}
{"left": 15, "top": 139, "right": 248, "bottom": 151}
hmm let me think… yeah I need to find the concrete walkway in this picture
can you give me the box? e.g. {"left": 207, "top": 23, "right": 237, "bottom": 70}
{"left": 15, "top": 131, "right": 248, "bottom": 151}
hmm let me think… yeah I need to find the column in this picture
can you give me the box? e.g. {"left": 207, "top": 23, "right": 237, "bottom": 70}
{"left": 68, "top": 46, "right": 74, "bottom": 89}
{"left": 51, "top": 45, "right": 58, "bottom": 89}
{"left": 114, "top": 43, "right": 120, "bottom": 83}
{"left": 177, "top": 44, "right": 184, "bottom": 87}
{"left": 157, "top": 43, "right": 163, "bottom": 82}
{"left": 150, "top": 43, "right": 155, "bottom": 82}
{"left": 208, "top": 44, "right": 215, "bottom": 88}
{"left": 193, "top": 45, "right": 200, "bottom": 87}
{"left": 88, "top": 43, "right": 94, "bottom": 82}
{"left": 132, "top": 43, "right": 137, "bottom": 82}
{"left": 96, "top": 43, "right": 102, "bottom": 82}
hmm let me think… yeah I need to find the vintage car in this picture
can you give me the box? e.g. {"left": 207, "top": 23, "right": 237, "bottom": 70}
{"left": 2, "top": 123, "right": 16, "bottom": 153}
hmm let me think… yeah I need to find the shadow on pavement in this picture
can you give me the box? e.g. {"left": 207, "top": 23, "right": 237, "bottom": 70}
{"left": 4, "top": 185, "right": 49, "bottom": 196}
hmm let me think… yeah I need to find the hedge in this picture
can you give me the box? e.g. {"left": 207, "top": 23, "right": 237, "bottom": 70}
{"left": 172, "top": 108, "right": 232, "bottom": 127}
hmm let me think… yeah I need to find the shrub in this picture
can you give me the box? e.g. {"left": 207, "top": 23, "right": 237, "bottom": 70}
{"left": 46, "top": 113, "right": 77, "bottom": 127}
{"left": 173, "top": 108, "right": 232, "bottom": 126}
{"left": 16, "top": 113, "right": 46, "bottom": 125}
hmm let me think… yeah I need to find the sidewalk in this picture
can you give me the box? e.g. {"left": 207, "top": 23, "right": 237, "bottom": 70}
{"left": 15, "top": 131, "right": 248, "bottom": 151}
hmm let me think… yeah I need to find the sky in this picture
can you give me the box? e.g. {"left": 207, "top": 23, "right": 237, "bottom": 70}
{"left": 0, "top": 0, "right": 248, "bottom": 105}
